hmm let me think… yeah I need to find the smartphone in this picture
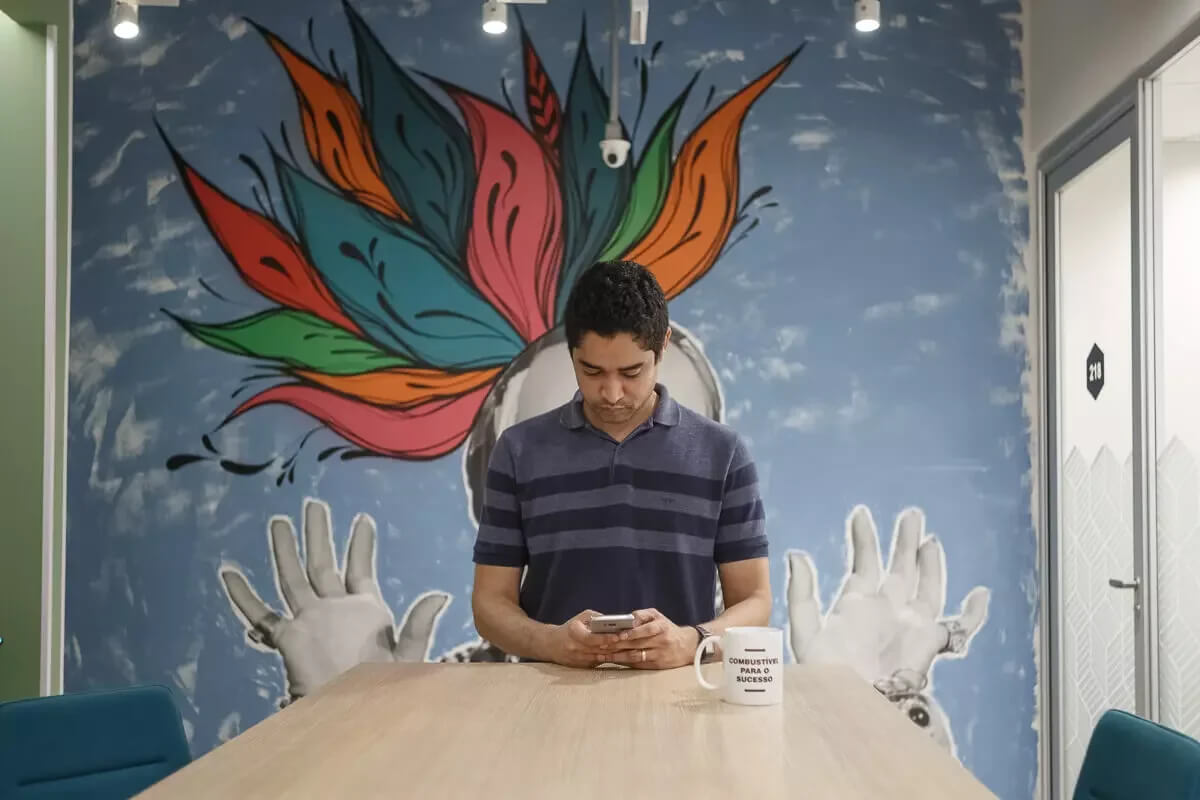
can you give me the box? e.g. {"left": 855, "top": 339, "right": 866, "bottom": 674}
{"left": 588, "top": 613, "right": 636, "bottom": 633}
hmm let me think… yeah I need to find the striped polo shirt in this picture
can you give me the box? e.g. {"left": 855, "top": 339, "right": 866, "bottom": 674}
{"left": 473, "top": 383, "right": 768, "bottom": 627}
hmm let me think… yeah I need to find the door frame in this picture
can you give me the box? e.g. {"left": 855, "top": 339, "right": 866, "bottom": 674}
{"left": 1134, "top": 75, "right": 1162, "bottom": 731}
{"left": 39, "top": 17, "right": 60, "bottom": 699}
{"left": 1040, "top": 101, "right": 1158, "bottom": 800}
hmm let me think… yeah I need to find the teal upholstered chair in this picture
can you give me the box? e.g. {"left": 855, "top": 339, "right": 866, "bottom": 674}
{"left": 1074, "top": 709, "right": 1200, "bottom": 800}
{"left": 0, "top": 684, "right": 191, "bottom": 799}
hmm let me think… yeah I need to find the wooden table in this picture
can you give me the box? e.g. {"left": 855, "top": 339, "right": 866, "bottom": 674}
{"left": 139, "top": 663, "right": 996, "bottom": 799}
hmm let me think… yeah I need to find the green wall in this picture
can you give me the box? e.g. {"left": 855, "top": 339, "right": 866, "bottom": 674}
{"left": 0, "top": 0, "right": 71, "bottom": 701}
{"left": 0, "top": 8, "right": 49, "bottom": 701}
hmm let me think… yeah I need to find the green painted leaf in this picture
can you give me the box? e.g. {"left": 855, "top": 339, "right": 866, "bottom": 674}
{"left": 169, "top": 308, "right": 412, "bottom": 375}
{"left": 598, "top": 76, "right": 696, "bottom": 262}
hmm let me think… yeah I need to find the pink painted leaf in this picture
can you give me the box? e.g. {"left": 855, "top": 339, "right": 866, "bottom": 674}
{"left": 437, "top": 81, "right": 564, "bottom": 341}
{"left": 227, "top": 382, "right": 492, "bottom": 459}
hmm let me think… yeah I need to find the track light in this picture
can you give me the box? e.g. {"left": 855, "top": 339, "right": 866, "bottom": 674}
{"left": 854, "top": 0, "right": 880, "bottom": 32}
{"left": 630, "top": 0, "right": 648, "bottom": 45}
{"left": 482, "top": 0, "right": 508, "bottom": 35}
{"left": 112, "top": 0, "right": 139, "bottom": 39}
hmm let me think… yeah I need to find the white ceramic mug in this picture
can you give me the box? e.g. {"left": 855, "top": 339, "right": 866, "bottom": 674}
{"left": 692, "top": 626, "right": 784, "bottom": 705}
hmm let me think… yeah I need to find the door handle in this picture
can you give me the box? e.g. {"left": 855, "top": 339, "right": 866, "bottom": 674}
{"left": 1108, "top": 577, "right": 1142, "bottom": 612}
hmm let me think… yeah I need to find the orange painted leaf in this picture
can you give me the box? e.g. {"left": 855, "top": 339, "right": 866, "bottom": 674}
{"left": 294, "top": 366, "right": 501, "bottom": 409}
{"left": 260, "top": 27, "right": 407, "bottom": 221}
{"left": 624, "top": 48, "right": 801, "bottom": 299}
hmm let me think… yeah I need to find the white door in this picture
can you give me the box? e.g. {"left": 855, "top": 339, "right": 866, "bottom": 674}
{"left": 1046, "top": 110, "right": 1150, "bottom": 798}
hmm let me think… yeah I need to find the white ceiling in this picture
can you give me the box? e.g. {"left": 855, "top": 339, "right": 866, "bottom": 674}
{"left": 1163, "top": 41, "right": 1200, "bottom": 140}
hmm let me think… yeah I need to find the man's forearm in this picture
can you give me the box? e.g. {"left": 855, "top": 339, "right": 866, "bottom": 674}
{"left": 707, "top": 590, "right": 772, "bottom": 634}
{"left": 473, "top": 596, "right": 555, "bottom": 661}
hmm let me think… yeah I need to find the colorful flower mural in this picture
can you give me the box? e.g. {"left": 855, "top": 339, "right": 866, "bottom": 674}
{"left": 160, "top": 1, "right": 800, "bottom": 478}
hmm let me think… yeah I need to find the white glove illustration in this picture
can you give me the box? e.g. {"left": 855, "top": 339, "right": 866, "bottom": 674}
{"left": 221, "top": 498, "right": 450, "bottom": 703}
{"left": 787, "top": 505, "right": 990, "bottom": 754}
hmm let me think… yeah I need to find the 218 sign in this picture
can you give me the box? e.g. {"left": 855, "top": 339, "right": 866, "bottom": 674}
{"left": 1087, "top": 344, "right": 1105, "bottom": 400}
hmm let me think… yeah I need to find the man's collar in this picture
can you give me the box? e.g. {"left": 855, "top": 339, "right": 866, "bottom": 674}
{"left": 559, "top": 383, "right": 680, "bottom": 430}
{"left": 651, "top": 383, "right": 681, "bottom": 426}
{"left": 560, "top": 394, "right": 587, "bottom": 429}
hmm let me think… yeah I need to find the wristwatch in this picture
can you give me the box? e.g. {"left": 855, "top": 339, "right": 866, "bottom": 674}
{"left": 693, "top": 624, "right": 714, "bottom": 662}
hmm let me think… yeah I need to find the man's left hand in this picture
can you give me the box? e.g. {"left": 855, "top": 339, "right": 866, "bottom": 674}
{"left": 604, "top": 608, "right": 699, "bottom": 669}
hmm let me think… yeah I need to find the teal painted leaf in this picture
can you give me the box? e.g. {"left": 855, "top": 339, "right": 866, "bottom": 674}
{"left": 555, "top": 22, "right": 632, "bottom": 318}
{"left": 344, "top": 1, "right": 475, "bottom": 266}
{"left": 275, "top": 157, "right": 524, "bottom": 370}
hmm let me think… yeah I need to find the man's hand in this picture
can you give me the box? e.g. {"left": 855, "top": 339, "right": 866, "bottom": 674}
{"left": 605, "top": 608, "right": 699, "bottom": 669}
{"left": 539, "top": 610, "right": 621, "bottom": 668}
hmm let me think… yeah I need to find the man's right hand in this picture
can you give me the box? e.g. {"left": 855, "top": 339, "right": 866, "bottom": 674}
{"left": 539, "top": 610, "right": 620, "bottom": 668}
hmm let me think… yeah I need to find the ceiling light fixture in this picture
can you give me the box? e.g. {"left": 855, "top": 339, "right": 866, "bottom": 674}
{"left": 482, "top": 0, "right": 508, "bottom": 35}
{"left": 855, "top": 0, "right": 880, "bottom": 33}
{"left": 111, "top": 0, "right": 179, "bottom": 39}
{"left": 112, "top": 0, "right": 139, "bottom": 39}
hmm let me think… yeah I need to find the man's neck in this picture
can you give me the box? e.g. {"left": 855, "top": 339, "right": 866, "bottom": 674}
{"left": 589, "top": 390, "right": 658, "bottom": 443}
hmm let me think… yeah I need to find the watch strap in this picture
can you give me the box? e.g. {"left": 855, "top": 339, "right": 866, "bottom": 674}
{"left": 693, "top": 624, "right": 714, "bottom": 661}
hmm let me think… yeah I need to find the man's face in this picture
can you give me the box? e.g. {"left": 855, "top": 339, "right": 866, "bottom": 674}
{"left": 570, "top": 330, "right": 670, "bottom": 426}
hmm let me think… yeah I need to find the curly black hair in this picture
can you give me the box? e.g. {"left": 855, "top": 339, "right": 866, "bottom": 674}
{"left": 562, "top": 260, "right": 669, "bottom": 357}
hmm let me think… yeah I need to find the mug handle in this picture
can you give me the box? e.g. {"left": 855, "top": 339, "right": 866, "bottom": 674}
{"left": 693, "top": 635, "right": 722, "bottom": 690}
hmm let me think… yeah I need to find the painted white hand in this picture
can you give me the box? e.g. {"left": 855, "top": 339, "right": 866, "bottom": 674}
{"left": 787, "top": 505, "right": 989, "bottom": 753}
{"left": 221, "top": 498, "right": 449, "bottom": 702}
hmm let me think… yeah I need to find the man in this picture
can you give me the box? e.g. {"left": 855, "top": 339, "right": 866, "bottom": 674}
{"left": 471, "top": 260, "right": 771, "bottom": 669}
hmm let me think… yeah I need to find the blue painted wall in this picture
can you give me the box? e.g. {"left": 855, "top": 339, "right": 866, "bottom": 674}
{"left": 67, "top": 0, "right": 1034, "bottom": 796}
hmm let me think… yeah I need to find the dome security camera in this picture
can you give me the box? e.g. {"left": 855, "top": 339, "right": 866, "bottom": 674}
{"left": 599, "top": 121, "right": 631, "bottom": 168}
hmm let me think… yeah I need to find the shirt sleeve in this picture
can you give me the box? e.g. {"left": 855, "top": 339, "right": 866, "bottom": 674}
{"left": 713, "top": 435, "right": 768, "bottom": 563}
{"left": 472, "top": 431, "right": 528, "bottom": 567}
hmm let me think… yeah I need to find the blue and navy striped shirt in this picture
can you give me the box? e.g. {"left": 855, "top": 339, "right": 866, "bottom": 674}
{"left": 473, "top": 383, "right": 768, "bottom": 627}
